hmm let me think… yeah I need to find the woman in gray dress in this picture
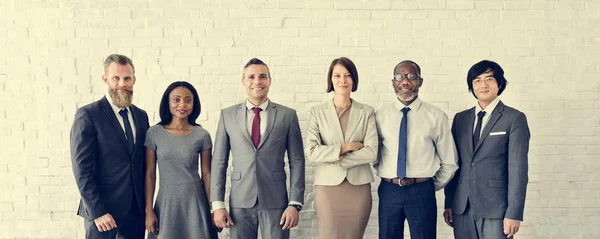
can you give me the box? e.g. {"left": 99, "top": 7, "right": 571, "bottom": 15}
{"left": 144, "top": 81, "right": 218, "bottom": 239}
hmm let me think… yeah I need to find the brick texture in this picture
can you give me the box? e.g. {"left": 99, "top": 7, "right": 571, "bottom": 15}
{"left": 1, "top": 0, "right": 599, "bottom": 238}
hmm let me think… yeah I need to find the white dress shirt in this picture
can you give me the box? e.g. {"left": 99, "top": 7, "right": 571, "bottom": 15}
{"left": 246, "top": 99, "right": 268, "bottom": 137}
{"left": 106, "top": 94, "right": 136, "bottom": 143}
{"left": 375, "top": 97, "right": 458, "bottom": 190}
{"left": 473, "top": 97, "right": 501, "bottom": 136}
{"left": 212, "top": 99, "right": 302, "bottom": 211}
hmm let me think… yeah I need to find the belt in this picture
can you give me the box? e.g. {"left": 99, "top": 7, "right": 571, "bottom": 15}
{"left": 381, "top": 177, "right": 432, "bottom": 186}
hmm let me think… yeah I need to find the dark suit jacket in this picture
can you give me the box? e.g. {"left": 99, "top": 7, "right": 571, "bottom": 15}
{"left": 444, "top": 101, "right": 530, "bottom": 221}
{"left": 70, "top": 96, "right": 149, "bottom": 220}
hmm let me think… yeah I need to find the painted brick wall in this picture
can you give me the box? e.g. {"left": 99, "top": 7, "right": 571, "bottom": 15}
{"left": 1, "top": 0, "right": 599, "bottom": 238}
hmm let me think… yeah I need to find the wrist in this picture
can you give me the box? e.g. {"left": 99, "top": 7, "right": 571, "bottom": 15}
{"left": 289, "top": 204, "right": 302, "bottom": 212}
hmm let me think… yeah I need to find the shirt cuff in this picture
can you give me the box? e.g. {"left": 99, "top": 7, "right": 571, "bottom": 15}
{"left": 288, "top": 201, "right": 303, "bottom": 207}
{"left": 211, "top": 201, "right": 226, "bottom": 211}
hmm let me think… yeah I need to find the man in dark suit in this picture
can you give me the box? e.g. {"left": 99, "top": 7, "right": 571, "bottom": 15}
{"left": 444, "top": 60, "right": 530, "bottom": 238}
{"left": 211, "top": 58, "right": 305, "bottom": 239}
{"left": 70, "top": 54, "right": 149, "bottom": 239}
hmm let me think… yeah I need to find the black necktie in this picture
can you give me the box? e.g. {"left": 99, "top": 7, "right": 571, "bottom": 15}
{"left": 119, "top": 108, "right": 134, "bottom": 153}
{"left": 473, "top": 110, "right": 486, "bottom": 148}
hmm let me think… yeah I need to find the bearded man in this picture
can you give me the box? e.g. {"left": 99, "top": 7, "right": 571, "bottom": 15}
{"left": 70, "top": 54, "right": 149, "bottom": 239}
{"left": 374, "top": 60, "right": 458, "bottom": 239}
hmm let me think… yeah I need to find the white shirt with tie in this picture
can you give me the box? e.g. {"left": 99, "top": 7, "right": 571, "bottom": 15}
{"left": 106, "top": 94, "right": 136, "bottom": 143}
{"left": 473, "top": 97, "right": 501, "bottom": 136}
{"left": 375, "top": 97, "right": 458, "bottom": 190}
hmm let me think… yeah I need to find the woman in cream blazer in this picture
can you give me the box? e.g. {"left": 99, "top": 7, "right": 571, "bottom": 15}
{"left": 305, "top": 57, "right": 378, "bottom": 239}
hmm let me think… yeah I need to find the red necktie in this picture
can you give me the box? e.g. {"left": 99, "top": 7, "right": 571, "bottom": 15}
{"left": 251, "top": 107, "right": 262, "bottom": 148}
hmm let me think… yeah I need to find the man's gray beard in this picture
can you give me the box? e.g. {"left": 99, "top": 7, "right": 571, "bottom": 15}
{"left": 109, "top": 89, "right": 133, "bottom": 108}
{"left": 396, "top": 91, "right": 418, "bottom": 102}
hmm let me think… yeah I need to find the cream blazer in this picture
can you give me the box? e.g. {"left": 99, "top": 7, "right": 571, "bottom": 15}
{"left": 305, "top": 99, "right": 378, "bottom": 186}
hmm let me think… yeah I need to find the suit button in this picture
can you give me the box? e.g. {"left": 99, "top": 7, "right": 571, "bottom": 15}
{"left": 471, "top": 163, "right": 475, "bottom": 166}
{"left": 256, "top": 152, "right": 259, "bottom": 156}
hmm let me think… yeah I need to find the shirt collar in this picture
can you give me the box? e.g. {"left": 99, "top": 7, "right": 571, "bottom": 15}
{"left": 246, "top": 99, "right": 269, "bottom": 111}
{"left": 475, "top": 97, "right": 500, "bottom": 114}
{"left": 393, "top": 97, "right": 422, "bottom": 112}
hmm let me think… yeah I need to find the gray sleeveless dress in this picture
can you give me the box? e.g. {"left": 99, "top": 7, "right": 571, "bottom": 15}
{"left": 145, "top": 125, "right": 218, "bottom": 239}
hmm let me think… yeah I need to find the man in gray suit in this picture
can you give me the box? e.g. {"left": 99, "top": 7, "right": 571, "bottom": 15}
{"left": 211, "top": 58, "right": 305, "bottom": 239}
{"left": 444, "top": 60, "right": 530, "bottom": 238}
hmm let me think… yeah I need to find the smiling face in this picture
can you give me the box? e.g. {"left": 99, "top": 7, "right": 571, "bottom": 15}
{"left": 103, "top": 62, "right": 136, "bottom": 108}
{"left": 472, "top": 70, "right": 499, "bottom": 105}
{"left": 392, "top": 63, "right": 422, "bottom": 104}
{"left": 331, "top": 64, "right": 353, "bottom": 96}
{"left": 242, "top": 64, "right": 271, "bottom": 105}
{"left": 168, "top": 86, "right": 194, "bottom": 120}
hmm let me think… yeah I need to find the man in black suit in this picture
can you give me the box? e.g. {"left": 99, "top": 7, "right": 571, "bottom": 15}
{"left": 70, "top": 54, "right": 149, "bottom": 239}
{"left": 444, "top": 60, "right": 530, "bottom": 238}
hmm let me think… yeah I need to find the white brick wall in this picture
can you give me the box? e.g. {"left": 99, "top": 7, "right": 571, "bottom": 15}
{"left": 1, "top": 0, "right": 599, "bottom": 238}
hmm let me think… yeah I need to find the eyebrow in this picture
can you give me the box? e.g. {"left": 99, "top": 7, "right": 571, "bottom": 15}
{"left": 476, "top": 74, "right": 494, "bottom": 79}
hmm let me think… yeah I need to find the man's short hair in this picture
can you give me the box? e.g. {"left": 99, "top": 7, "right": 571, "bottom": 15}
{"left": 242, "top": 58, "right": 270, "bottom": 78}
{"left": 393, "top": 60, "right": 422, "bottom": 76}
{"left": 103, "top": 54, "right": 135, "bottom": 74}
{"left": 466, "top": 60, "right": 508, "bottom": 98}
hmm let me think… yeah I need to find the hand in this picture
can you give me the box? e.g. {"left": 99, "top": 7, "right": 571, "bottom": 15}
{"left": 213, "top": 209, "right": 234, "bottom": 228}
{"left": 443, "top": 208, "right": 453, "bottom": 227}
{"left": 279, "top": 206, "right": 299, "bottom": 230}
{"left": 145, "top": 211, "right": 159, "bottom": 235}
{"left": 341, "top": 142, "right": 364, "bottom": 155}
{"left": 93, "top": 213, "right": 117, "bottom": 232}
{"left": 211, "top": 213, "right": 223, "bottom": 232}
{"left": 503, "top": 218, "right": 521, "bottom": 237}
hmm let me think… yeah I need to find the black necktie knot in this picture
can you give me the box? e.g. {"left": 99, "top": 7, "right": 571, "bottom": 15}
{"left": 119, "top": 108, "right": 128, "bottom": 117}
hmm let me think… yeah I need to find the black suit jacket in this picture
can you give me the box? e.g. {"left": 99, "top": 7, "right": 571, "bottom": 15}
{"left": 444, "top": 101, "right": 530, "bottom": 221}
{"left": 70, "top": 96, "right": 149, "bottom": 220}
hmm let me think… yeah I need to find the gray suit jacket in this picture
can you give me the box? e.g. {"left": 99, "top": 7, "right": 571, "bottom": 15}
{"left": 211, "top": 101, "right": 305, "bottom": 209}
{"left": 444, "top": 101, "right": 530, "bottom": 221}
{"left": 305, "top": 100, "right": 378, "bottom": 186}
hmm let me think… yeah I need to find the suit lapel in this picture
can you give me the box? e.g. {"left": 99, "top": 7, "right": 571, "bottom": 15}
{"left": 100, "top": 97, "right": 131, "bottom": 156}
{"left": 344, "top": 100, "right": 363, "bottom": 142}
{"left": 474, "top": 101, "right": 505, "bottom": 154}
{"left": 326, "top": 100, "right": 345, "bottom": 141}
{"left": 464, "top": 107, "right": 476, "bottom": 157}
{"left": 258, "top": 102, "right": 277, "bottom": 149}
{"left": 237, "top": 104, "right": 254, "bottom": 148}
{"left": 130, "top": 105, "right": 143, "bottom": 159}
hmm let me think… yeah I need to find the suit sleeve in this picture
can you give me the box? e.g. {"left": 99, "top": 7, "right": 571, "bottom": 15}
{"left": 339, "top": 107, "right": 378, "bottom": 169}
{"left": 304, "top": 108, "right": 344, "bottom": 163}
{"left": 210, "top": 110, "right": 231, "bottom": 204}
{"left": 287, "top": 111, "right": 306, "bottom": 204}
{"left": 444, "top": 113, "right": 460, "bottom": 209}
{"left": 70, "top": 108, "right": 106, "bottom": 219}
{"left": 505, "top": 112, "right": 530, "bottom": 221}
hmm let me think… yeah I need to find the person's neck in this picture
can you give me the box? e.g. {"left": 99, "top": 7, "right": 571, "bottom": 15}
{"left": 478, "top": 99, "right": 493, "bottom": 111}
{"left": 167, "top": 118, "right": 191, "bottom": 130}
{"left": 333, "top": 94, "right": 351, "bottom": 108}
{"left": 398, "top": 95, "right": 418, "bottom": 106}
{"left": 248, "top": 97, "right": 268, "bottom": 107}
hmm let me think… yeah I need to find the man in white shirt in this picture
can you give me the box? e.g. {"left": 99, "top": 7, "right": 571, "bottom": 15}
{"left": 375, "top": 60, "right": 458, "bottom": 239}
{"left": 443, "top": 60, "right": 530, "bottom": 239}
